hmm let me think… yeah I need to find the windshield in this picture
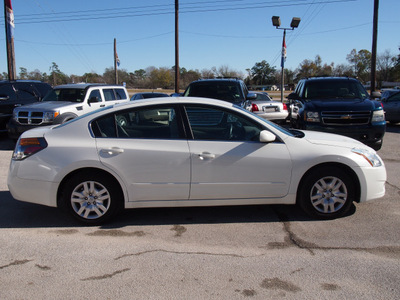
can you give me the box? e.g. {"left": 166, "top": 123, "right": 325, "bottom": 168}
{"left": 304, "top": 80, "right": 369, "bottom": 100}
{"left": 42, "top": 88, "right": 86, "bottom": 102}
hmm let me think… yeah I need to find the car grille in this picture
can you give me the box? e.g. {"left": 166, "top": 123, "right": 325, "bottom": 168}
{"left": 15, "top": 111, "right": 45, "bottom": 125}
{"left": 321, "top": 111, "right": 371, "bottom": 125}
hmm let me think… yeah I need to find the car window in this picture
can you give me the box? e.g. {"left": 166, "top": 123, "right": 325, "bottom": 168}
{"left": 114, "top": 88, "right": 127, "bottom": 100}
{"left": 42, "top": 88, "right": 85, "bottom": 102}
{"left": 88, "top": 89, "right": 102, "bottom": 102}
{"left": 14, "top": 83, "right": 37, "bottom": 100}
{"left": 388, "top": 92, "right": 400, "bottom": 102}
{"left": 92, "top": 106, "right": 182, "bottom": 139}
{"left": 0, "top": 84, "right": 17, "bottom": 101}
{"left": 304, "top": 80, "right": 368, "bottom": 100}
{"left": 184, "top": 81, "right": 243, "bottom": 102}
{"left": 184, "top": 105, "right": 263, "bottom": 141}
{"left": 103, "top": 89, "right": 115, "bottom": 101}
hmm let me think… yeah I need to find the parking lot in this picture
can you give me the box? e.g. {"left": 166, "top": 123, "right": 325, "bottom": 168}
{"left": 0, "top": 125, "right": 399, "bottom": 299}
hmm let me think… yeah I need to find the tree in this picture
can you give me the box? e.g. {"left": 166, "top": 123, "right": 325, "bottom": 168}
{"left": 49, "top": 62, "right": 68, "bottom": 86}
{"left": 149, "top": 67, "right": 173, "bottom": 89}
{"left": 377, "top": 49, "right": 396, "bottom": 84}
{"left": 19, "top": 67, "right": 28, "bottom": 80}
{"left": 248, "top": 60, "right": 276, "bottom": 86}
{"left": 346, "top": 49, "right": 371, "bottom": 83}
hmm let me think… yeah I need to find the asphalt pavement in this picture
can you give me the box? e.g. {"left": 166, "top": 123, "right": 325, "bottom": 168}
{"left": 0, "top": 125, "right": 399, "bottom": 300}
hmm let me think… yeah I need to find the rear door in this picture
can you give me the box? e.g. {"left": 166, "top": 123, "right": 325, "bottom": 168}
{"left": 94, "top": 104, "right": 191, "bottom": 202}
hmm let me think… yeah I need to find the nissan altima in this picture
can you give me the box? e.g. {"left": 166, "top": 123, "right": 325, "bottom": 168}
{"left": 8, "top": 97, "right": 387, "bottom": 225}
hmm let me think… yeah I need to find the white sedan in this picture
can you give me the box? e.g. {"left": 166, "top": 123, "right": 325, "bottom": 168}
{"left": 8, "top": 97, "right": 386, "bottom": 225}
{"left": 244, "top": 91, "right": 289, "bottom": 124}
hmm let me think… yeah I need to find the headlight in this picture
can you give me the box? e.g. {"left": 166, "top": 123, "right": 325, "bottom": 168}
{"left": 352, "top": 148, "right": 382, "bottom": 167}
{"left": 305, "top": 111, "right": 319, "bottom": 122}
{"left": 371, "top": 109, "right": 385, "bottom": 123}
{"left": 43, "top": 111, "right": 60, "bottom": 122}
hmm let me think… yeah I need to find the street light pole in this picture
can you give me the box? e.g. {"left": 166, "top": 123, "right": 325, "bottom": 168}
{"left": 272, "top": 16, "right": 301, "bottom": 103}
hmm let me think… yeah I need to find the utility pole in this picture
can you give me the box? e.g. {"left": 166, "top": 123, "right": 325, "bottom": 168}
{"left": 4, "top": 0, "right": 16, "bottom": 80}
{"left": 175, "top": 0, "right": 179, "bottom": 94}
{"left": 114, "top": 38, "right": 118, "bottom": 84}
{"left": 370, "top": 0, "right": 379, "bottom": 92}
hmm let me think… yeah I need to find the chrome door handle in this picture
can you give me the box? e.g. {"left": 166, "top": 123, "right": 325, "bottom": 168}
{"left": 100, "top": 147, "right": 124, "bottom": 155}
{"left": 198, "top": 152, "right": 215, "bottom": 160}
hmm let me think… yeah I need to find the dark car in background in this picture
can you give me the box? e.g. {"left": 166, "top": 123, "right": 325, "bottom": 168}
{"left": 288, "top": 77, "right": 386, "bottom": 150}
{"left": 130, "top": 92, "right": 169, "bottom": 100}
{"left": 182, "top": 78, "right": 256, "bottom": 106}
{"left": 0, "top": 80, "right": 52, "bottom": 133}
{"left": 379, "top": 90, "right": 400, "bottom": 124}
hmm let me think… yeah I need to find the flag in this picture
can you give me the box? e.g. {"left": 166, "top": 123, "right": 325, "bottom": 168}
{"left": 5, "top": 0, "right": 15, "bottom": 40}
{"left": 116, "top": 52, "right": 120, "bottom": 67}
{"left": 281, "top": 34, "right": 286, "bottom": 68}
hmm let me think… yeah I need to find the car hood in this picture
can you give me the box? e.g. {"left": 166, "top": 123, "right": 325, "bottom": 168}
{"left": 305, "top": 98, "right": 374, "bottom": 111}
{"left": 15, "top": 101, "right": 79, "bottom": 111}
{"left": 301, "top": 130, "right": 367, "bottom": 149}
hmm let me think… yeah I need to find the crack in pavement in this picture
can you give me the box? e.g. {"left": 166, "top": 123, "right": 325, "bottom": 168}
{"left": 0, "top": 259, "right": 32, "bottom": 270}
{"left": 81, "top": 268, "right": 130, "bottom": 281}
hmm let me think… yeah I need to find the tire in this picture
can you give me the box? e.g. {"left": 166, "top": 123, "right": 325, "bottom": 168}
{"left": 298, "top": 166, "right": 355, "bottom": 219}
{"left": 53, "top": 113, "right": 77, "bottom": 124}
{"left": 60, "top": 171, "right": 123, "bottom": 225}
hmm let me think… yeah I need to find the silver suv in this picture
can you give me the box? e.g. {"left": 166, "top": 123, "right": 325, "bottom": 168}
{"left": 8, "top": 83, "right": 129, "bottom": 139}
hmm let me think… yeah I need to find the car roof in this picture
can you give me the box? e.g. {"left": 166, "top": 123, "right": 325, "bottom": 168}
{"left": 300, "top": 77, "right": 359, "bottom": 82}
{"left": 54, "top": 83, "right": 124, "bottom": 89}
{"left": 189, "top": 78, "right": 243, "bottom": 83}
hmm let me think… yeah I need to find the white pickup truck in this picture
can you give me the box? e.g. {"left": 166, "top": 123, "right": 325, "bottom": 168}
{"left": 7, "top": 83, "right": 130, "bottom": 139}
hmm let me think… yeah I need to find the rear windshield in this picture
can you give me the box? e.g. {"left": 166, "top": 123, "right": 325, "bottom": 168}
{"left": 304, "top": 80, "right": 369, "bottom": 100}
{"left": 42, "top": 88, "right": 86, "bottom": 103}
{"left": 184, "top": 81, "right": 244, "bottom": 102}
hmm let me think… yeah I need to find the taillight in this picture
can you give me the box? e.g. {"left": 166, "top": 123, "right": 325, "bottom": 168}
{"left": 282, "top": 103, "right": 288, "bottom": 111}
{"left": 12, "top": 137, "right": 48, "bottom": 160}
{"left": 251, "top": 104, "right": 259, "bottom": 112}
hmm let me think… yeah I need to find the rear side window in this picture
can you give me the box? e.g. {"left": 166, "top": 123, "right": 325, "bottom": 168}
{"left": 103, "top": 89, "right": 115, "bottom": 101}
{"left": 115, "top": 88, "right": 127, "bottom": 100}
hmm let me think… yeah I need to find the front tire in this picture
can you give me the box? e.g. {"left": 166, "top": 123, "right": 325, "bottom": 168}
{"left": 60, "top": 171, "right": 123, "bottom": 225}
{"left": 298, "top": 166, "right": 355, "bottom": 219}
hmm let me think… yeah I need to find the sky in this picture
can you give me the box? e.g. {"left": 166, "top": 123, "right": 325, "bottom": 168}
{"left": 0, "top": 0, "right": 399, "bottom": 79}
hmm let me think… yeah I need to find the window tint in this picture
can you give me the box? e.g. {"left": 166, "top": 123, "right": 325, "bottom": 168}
{"left": 88, "top": 89, "right": 102, "bottom": 102}
{"left": 115, "top": 88, "right": 127, "bottom": 100}
{"left": 103, "top": 89, "right": 115, "bottom": 101}
{"left": 93, "top": 106, "right": 181, "bottom": 139}
{"left": 0, "top": 84, "right": 16, "bottom": 101}
{"left": 184, "top": 105, "right": 263, "bottom": 141}
{"left": 304, "top": 80, "right": 368, "bottom": 100}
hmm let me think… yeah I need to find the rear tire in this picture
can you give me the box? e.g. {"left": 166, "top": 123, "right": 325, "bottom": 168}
{"left": 298, "top": 166, "right": 355, "bottom": 219}
{"left": 60, "top": 171, "right": 123, "bottom": 225}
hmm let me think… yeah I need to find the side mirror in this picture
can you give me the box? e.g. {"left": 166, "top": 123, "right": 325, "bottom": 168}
{"left": 287, "top": 92, "right": 299, "bottom": 100}
{"left": 259, "top": 130, "right": 276, "bottom": 143}
{"left": 246, "top": 92, "right": 257, "bottom": 100}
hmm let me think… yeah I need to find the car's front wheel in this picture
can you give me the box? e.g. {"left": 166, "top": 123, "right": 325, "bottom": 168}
{"left": 60, "top": 171, "right": 123, "bottom": 225}
{"left": 298, "top": 166, "right": 355, "bottom": 219}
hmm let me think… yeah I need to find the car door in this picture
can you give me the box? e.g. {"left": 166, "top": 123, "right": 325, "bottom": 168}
{"left": 184, "top": 105, "right": 292, "bottom": 200}
{"left": 94, "top": 105, "right": 191, "bottom": 202}
{"left": 384, "top": 92, "right": 400, "bottom": 122}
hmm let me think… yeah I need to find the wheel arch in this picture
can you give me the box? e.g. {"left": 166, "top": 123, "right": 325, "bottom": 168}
{"left": 53, "top": 112, "right": 78, "bottom": 124}
{"left": 57, "top": 167, "right": 125, "bottom": 209}
{"left": 296, "top": 162, "right": 361, "bottom": 204}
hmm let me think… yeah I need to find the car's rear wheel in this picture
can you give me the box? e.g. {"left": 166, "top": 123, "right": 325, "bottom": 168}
{"left": 298, "top": 166, "right": 355, "bottom": 219}
{"left": 60, "top": 171, "right": 123, "bottom": 225}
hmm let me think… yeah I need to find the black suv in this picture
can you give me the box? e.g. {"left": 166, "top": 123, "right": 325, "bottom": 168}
{"left": 0, "top": 80, "right": 52, "bottom": 132}
{"left": 288, "top": 77, "right": 385, "bottom": 150}
{"left": 182, "top": 78, "right": 256, "bottom": 105}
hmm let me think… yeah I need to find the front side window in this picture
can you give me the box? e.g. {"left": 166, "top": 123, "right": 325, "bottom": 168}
{"left": 88, "top": 89, "right": 102, "bottom": 102}
{"left": 92, "top": 106, "right": 182, "bottom": 139}
{"left": 184, "top": 105, "right": 263, "bottom": 141}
